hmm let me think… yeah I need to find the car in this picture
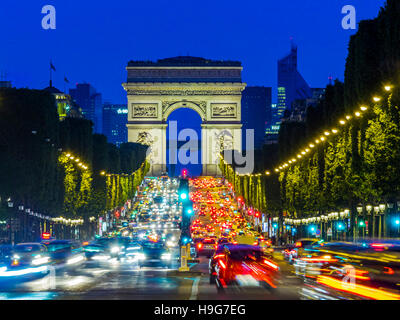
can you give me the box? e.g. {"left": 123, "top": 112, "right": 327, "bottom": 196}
{"left": 209, "top": 244, "right": 227, "bottom": 284}
{"left": 9, "top": 243, "right": 50, "bottom": 267}
{"left": 283, "top": 244, "right": 296, "bottom": 263}
{"left": 195, "top": 237, "right": 217, "bottom": 258}
{"left": 138, "top": 241, "right": 174, "bottom": 269}
{"left": 43, "top": 239, "right": 85, "bottom": 267}
{"left": 0, "top": 243, "right": 51, "bottom": 281}
{"left": 217, "top": 237, "right": 232, "bottom": 246}
{"left": 83, "top": 237, "right": 116, "bottom": 260}
{"left": 124, "top": 241, "right": 143, "bottom": 261}
{"left": 290, "top": 238, "right": 320, "bottom": 261}
{"left": 212, "top": 244, "right": 279, "bottom": 291}
{"left": 297, "top": 241, "right": 400, "bottom": 300}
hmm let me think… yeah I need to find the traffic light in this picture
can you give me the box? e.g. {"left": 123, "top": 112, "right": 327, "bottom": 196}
{"left": 180, "top": 192, "right": 188, "bottom": 200}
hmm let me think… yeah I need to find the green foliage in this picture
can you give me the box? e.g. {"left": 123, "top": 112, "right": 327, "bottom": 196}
{"left": 0, "top": 88, "right": 149, "bottom": 221}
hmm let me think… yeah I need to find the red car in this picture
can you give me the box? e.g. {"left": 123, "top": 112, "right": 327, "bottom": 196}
{"left": 195, "top": 237, "right": 217, "bottom": 257}
{"left": 212, "top": 244, "right": 279, "bottom": 291}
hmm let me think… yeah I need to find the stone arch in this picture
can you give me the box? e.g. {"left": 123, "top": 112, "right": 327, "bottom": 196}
{"left": 162, "top": 100, "right": 206, "bottom": 122}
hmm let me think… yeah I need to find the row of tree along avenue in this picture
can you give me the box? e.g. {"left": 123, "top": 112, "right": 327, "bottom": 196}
{"left": 0, "top": 87, "right": 149, "bottom": 243}
{"left": 220, "top": 1, "right": 400, "bottom": 243}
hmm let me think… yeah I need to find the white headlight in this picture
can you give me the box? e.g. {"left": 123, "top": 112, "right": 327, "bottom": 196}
{"left": 111, "top": 246, "right": 120, "bottom": 253}
{"left": 32, "top": 256, "right": 49, "bottom": 266}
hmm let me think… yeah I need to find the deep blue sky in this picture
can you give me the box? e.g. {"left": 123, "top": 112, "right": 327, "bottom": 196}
{"left": 0, "top": 0, "right": 386, "bottom": 104}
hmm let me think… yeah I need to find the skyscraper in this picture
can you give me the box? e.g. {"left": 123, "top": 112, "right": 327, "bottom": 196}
{"left": 69, "top": 83, "right": 102, "bottom": 133}
{"left": 277, "top": 42, "right": 312, "bottom": 112}
{"left": 102, "top": 103, "right": 128, "bottom": 147}
{"left": 241, "top": 86, "right": 272, "bottom": 149}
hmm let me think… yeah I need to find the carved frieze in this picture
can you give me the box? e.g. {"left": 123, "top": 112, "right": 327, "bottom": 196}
{"left": 126, "top": 89, "right": 242, "bottom": 96}
{"left": 211, "top": 103, "right": 237, "bottom": 118}
{"left": 132, "top": 103, "right": 158, "bottom": 118}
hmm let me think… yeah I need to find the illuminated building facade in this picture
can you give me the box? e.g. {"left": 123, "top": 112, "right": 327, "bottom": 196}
{"left": 43, "top": 85, "right": 83, "bottom": 121}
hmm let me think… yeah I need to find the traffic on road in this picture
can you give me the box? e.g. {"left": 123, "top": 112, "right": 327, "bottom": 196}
{"left": 0, "top": 175, "right": 399, "bottom": 300}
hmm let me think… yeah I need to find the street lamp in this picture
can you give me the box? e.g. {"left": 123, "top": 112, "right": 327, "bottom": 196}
{"left": 357, "top": 205, "right": 363, "bottom": 215}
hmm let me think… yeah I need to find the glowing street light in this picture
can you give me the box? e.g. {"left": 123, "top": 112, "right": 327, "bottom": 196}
{"left": 373, "top": 96, "right": 381, "bottom": 102}
{"left": 360, "top": 106, "right": 368, "bottom": 111}
{"left": 339, "top": 120, "right": 346, "bottom": 125}
{"left": 384, "top": 85, "right": 392, "bottom": 92}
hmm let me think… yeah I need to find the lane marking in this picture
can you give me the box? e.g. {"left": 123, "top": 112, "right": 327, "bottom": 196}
{"left": 189, "top": 277, "right": 200, "bottom": 300}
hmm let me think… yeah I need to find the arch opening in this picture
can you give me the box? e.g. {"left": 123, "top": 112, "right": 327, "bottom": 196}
{"left": 166, "top": 108, "right": 202, "bottom": 177}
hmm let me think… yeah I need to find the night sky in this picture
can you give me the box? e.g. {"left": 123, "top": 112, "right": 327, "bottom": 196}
{"left": 1, "top": 0, "right": 386, "bottom": 104}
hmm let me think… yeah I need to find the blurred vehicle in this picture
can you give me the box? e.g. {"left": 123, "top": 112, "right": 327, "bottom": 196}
{"left": 211, "top": 244, "right": 279, "bottom": 291}
{"left": 83, "top": 237, "right": 116, "bottom": 261}
{"left": 0, "top": 243, "right": 50, "bottom": 280}
{"left": 297, "top": 241, "right": 400, "bottom": 300}
{"left": 253, "top": 238, "right": 273, "bottom": 257}
{"left": 217, "top": 237, "right": 232, "bottom": 246}
{"left": 114, "top": 237, "right": 133, "bottom": 258}
{"left": 138, "top": 241, "right": 174, "bottom": 269}
{"left": 289, "top": 238, "right": 320, "bottom": 262}
{"left": 195, "top": 237, "right": 217, "bottom": 258}
{"left": 44, "top": 240, "right": 85, "bottom": 267}
{"left": 283, "top": 244, "right": 296, "bottom": 263}
{"left": 209, "top": 244, "right": 227, "bottom": 284}
{"left": 124, "top": 241, "right": 143, "bottom": 261}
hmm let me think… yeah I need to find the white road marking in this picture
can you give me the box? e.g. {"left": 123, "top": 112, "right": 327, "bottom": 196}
{"left": 189, "top": 277, "right": 200, "bottom": 300}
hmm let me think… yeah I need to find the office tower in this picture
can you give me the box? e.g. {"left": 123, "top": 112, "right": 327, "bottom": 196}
{"left": 241, "top": 86, "right": 272, "bottom": 149}
{"left": 102, "top": 103, "right": 128, "bottom": 147}
{"left": 69, "top": 83, "right": 102, "bottom": 132}
{"left": 277, "top": 42, "right": 312, "bottom": 113}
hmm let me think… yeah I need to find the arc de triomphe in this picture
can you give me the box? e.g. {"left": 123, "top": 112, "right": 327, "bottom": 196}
{"left": 122, "top": 56, "right": 246, "bottom": 176}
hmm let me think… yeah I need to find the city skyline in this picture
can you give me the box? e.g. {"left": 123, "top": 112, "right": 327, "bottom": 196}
{"left": 0, "top": 0, "right": 385, "bottom": 104}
